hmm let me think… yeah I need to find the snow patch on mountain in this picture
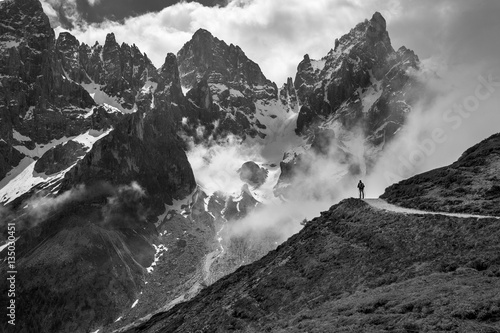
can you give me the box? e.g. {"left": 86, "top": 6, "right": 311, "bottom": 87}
{"left": 141, "top": 80, "right": 158, "bottom": 108}
{"left": 81, "top": 81, "right": 136, "bottom": 114}
{"left": 0, "top": 159, "right": 67, "bottom": 204}
{"left": 252, "top": 98, "right": 303, "bottom": 161}
{"left": 0, "top": 157, "right": 33, "bottom": 190}
{"left": 146, "top": 244, "right": 168, "bottom": 274}
{"left": 73, "top": 128, "right": 113, "bottom": 149}
{"left": 12, "top": 130, "right": 31, "bottom": 142}
{"left": 0, "top": 40, "right": 20, "bottom": 49}
{"left": 310, "top": 59, "right": 326, "bottom": 72}
{"left": 209, "top": 83, "right": 228, "bottom": 102}
{"left": 229, "top": 89, "right": 244, "bottom": 98}
{"left": 1, "top": 129, "right": 112, "bottom": 204}
{"left": 23, "top": 106, "right": 35, "bottom": 121}
{"left": 14, "top": 137, "right": 73, "bottom": 158}
{"left": 13, "top": 128, "right": 111, "bottom": 158}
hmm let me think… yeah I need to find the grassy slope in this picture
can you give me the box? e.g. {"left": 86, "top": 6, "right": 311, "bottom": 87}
{"left": 381, "top": 133, "right": 500, "bottom": 216}
{"left": 126, "top": 199, "right": 500, "bottom": 333}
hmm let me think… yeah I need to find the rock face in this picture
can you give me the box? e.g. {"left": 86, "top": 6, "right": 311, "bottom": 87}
{"left": 294, "top": 12, "right": 419, "bottom": 140}
{"left": 0, "top": 0, "right": 95, "bottom": 179}
{"left": 381, "top": 132, "right": 500, "bottom": 215}
{"left": 276, "top": 12, "right": 422, "bottom": 197}
{"left": 5, "top": 187, "right": 157, "bottom": 333}
{"left": 176, "top": 29, "right": 289, "bottom": 140}
{"left": 56, "top": 31, "right": 160, "bottom": 111}
{"left": 239, "top": 161, "right": 268, "bottom": 187}
{"left": 0, "top": 0, "right": 195, "bottom": 206}
{"left": 60, "top": 108, "right": 196, "bottom": 217}
{"left": 125, "top": 198, "right": 500, "bottom": 333}
{"left": 34, "top": 140, "right": 87, "bottom": 175}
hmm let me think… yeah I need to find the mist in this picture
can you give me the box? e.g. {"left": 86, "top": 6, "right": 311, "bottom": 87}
{"left": 185, "top": 58, "right": 500, "bottom": 249}
{"left": 366, "top": 61, "right": 500, "bottom": 197}
{"left": 0, "top": 181, "right": 148, "bottom": 236}
{"left": 186, "top": 126, "right": 367, "bottom": 247}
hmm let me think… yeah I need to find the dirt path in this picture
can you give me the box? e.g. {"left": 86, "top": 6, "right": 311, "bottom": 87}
{"left": 363, "top": 198, "right": 500, "bottom": 220}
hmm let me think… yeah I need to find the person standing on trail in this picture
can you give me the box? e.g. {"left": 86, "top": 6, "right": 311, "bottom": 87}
{"left": 358, "top": 180, "right": 365, "bottom": 199}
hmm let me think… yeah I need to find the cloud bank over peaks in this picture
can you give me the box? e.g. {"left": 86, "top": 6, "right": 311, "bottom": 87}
{"left": 44, "top": 0, "right": 378, "bottom": 85}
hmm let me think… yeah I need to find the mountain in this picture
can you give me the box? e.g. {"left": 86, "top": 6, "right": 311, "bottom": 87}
{"left": 0, "top": 0, "right": 198, "bottom": 207}
{"left": 0, "top": 0, "right": 95, "bottom": 182}
{"left": 0, "top": 1, "right": 212, "bottom": 332}
{"left": 0, "top": 1, "right": 281, "bottom": 332}
{"left": 381, "top": 132, "right": 500, "bottom": 216}
{"left": 56, "top": 30, "right": 160, "bottom": 113}
{"left": 275, "top": 12, "right": 421, "bottom": 198}
{"left": 176, "top": 28, "right": 292, "bottom": 142}
{"left": 294, "top": 12, "right": 420, "bottom": 140}
{"left": 125, "top": 197, "right": 500, "bottom": 332}
{"left": 0, "top": 1, "right": 442, "bottom": 332}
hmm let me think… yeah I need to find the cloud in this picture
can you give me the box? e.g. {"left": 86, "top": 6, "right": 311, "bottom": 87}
{"left": 44, "top": 0, "right": 500, "bottom": 87}
{"left": 185, "top": 126, "right": 367, "bottom": 245}
{"left": 366, "top": 67, "right": 500, "bottom": 195}
{"left": 86, "top": 0, "right": 100, "bottom": 6}
{"left": 186, "top": 135, "right": 262, "bottom": 196}
{"left": 1, "top": 182, "right": 147, "bottom": 234}
{"left": 102, "top": 181, "right": 147, "bottom": 227}
{"left": 48, "top": 0, "right": 379, "bottom": 84}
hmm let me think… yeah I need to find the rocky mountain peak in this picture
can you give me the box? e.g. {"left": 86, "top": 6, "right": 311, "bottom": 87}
{"left": 177, "top": 28, "right": 271, "bottom": 89}
{"left": 0, "top": 0, "right": 55, "bottom": 68}
{"left": 192, "top": 27, "right": 214, "bottom": 40}
{"left": 160, "top": 53, "right": 180, "bottom": 77}
{"left": 293, "top": 10, "right": 416, "bottom": 134}
{"left": 104, "top": 32, "right": 118, "bottom": 47}
{"left": 277, "top": 12, "right": 422, "bottom": 197}
{"left": 57, "top": 31, "right": 79, "bottom": 46}
{"left": 366, "top": 11, "right": 390, "bottom": 46}
{"left": 370, "top": 11, "right": 387, "bottom": 32}
{"left": 156, "top": 53, "right": 183, "bottom": 105}
{"left": 175, "top": 28, "right": 283, "bottom": 140}
{"left": 0, "top": 0, "right": 52, "bottom": 36}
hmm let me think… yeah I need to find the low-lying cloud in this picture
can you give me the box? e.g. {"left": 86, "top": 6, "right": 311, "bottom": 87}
{"left": 366, "top": 62, "right": 500, "bottom": 197}
{"left": 1, "top": 181, "right": 147, "bottom": 235}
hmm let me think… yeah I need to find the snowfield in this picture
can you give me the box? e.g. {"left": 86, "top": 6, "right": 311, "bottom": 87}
{"left": 0, "top": 128, "right": 112, "bottom": 204}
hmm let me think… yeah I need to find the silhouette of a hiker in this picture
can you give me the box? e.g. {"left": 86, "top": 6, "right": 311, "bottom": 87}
{"left": 358, "top": 180, "right": 365, "bottom": 199}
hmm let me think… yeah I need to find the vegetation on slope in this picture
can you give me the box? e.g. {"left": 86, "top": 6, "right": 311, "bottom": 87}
{"left": 382, "top": 133, "right": 500, "bottom": 216}
{"left": 127, "top": 198, "right": 500, "bottom": 333}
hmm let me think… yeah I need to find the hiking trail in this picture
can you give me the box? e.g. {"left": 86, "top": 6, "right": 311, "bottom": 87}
{"left": 363, "top": 198, "right": 500, "bottom": 220}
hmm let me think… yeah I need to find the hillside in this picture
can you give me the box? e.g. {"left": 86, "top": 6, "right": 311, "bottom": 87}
{"left": 126, "top": 198, "right": 500, "bottom": 333}
{"left": 381, "top": 133, "right": 500, "bottom": 216}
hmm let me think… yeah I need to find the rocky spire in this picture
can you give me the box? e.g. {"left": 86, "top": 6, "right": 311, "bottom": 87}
{"left": 293, "top": 11, "right": 415, "bottom": 135}
{"left": 177, "top": 28, "right": 271, "bottom": 89}
{"left": 156, "top": 53, "right": 184, "bottom": 106}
